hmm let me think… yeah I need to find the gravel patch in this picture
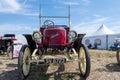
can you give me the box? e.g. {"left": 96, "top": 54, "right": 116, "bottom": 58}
{"left": 0, "top": 49, "right": 120, "bottom": 80}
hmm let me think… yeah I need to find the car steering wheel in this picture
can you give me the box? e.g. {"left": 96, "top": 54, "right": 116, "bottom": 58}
{"left": 44, "top": 20, "right": 54, "bottom": 28}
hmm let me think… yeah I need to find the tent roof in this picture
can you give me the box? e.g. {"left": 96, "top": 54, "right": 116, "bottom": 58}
{"left": 89, "top": 24, "right": 115, "bottom": 36}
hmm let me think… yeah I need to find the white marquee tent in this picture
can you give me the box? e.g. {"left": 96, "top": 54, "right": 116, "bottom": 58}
{"left": 83, "top": 24, "right": 120, "bottom": 50}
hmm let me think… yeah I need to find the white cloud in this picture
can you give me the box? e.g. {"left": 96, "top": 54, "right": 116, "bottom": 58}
{"left": 72, "top": 22, "right": 99, "bottom": 35}
{"left": 63, "top": 1, "right": 80, "bottom": 5}
{"left": 0, "top": 0, "right": 38, "bottom": 16}
{"left": 93, "top": 17, "right": 108, "bottom": 23}
{"left": 5, "top": 0, "right": 20, "bottom": 10}
{"left": 72, "top": 15, "right": 120, "bottom": 35}
{"left": 17, "top": 11, "right": 38, "bottom": 16}
{"left": 81, "top": 0, "right": 91, "bottom": 5}
{"left": 106, "top": 21, "right": 120, "bottom": 34}
{"left": 93, "top": 14, "right": 102, "bottom": 18}
{"left": 0, "top": 0, "right": 21, "bottom": 13}
{"left": 71, "top": 17, "right": 108, "bottom": 35}
{"left": 0, "top": 24, "right": 38, "bottom": 35}
{"left": 111, "top": 26, "right": 120, "bottom": 34}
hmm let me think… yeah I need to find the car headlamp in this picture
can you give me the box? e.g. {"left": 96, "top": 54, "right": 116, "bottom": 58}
{"left": 32, "top": 31, "right": 42, "bottom": 43}
{"left": 68, "top": 30, "right": 77, "bottom": 42}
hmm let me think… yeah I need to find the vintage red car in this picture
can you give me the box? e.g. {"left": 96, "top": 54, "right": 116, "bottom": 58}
{"left": 18, "top": 7, "right": 91, "bottom": 80}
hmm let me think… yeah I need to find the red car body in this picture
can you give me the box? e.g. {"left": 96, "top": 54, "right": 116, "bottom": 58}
{"left": 39, "top": 26, "right": 70, "bottom": 48}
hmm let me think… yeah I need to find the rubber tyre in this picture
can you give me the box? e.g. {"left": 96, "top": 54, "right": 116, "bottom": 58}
{"left": 7, "top": 46, "right": 13, "bottom": 59}
{"left": 18, "top": 45, "right": 31, "bottom": 79}
{"left": 116, "top": 49, "right": 120, "bottom": 65}
{"left": 78, "top": 44, "right": 91, "bottom": 78}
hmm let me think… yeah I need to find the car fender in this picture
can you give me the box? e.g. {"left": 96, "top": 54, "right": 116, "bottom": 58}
{"left": 23, "top": 34, "right": 36, "bottom": 53}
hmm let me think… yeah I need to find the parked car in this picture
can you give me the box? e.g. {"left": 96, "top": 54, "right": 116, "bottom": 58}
{"left": 0, "top": 34, "right": 15, "bottom": 59}
{"left": 18, "top": 7, "right": 91, "bottom": 80}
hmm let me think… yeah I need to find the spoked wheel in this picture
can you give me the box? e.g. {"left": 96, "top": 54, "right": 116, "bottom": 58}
{"left": 78, "top": 44, "right": 90, "bottom": 78}
{"left": 116, "top": 49, "right": 120, "bottom": 65}
{"left": 7, "top": 46, "right": 13, "bottom": 59}
{"left": 18, "top": 45, "right": 31, "bottom": 79}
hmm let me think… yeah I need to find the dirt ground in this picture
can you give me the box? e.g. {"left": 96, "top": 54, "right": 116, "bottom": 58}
{"left": 0, "top": 49, "right": 120, "bottom": 80}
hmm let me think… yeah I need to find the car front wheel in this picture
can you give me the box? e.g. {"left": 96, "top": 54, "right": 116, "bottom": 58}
{"left": 78, "top": 44, "right": 91, "bottom": 78}
{"left": 18, "top": 45, "right": 31, "bottom": 79}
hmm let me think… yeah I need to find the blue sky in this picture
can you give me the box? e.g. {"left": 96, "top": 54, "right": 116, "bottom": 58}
{"left": 0, "top": 0, "right": 120, "bottom": 35}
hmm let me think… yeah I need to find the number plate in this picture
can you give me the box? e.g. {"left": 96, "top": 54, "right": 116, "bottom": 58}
{"left": 44, "top": 58, "right": 66, "bottom": 64}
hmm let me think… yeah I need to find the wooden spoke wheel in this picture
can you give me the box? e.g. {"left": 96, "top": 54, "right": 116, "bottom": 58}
{"left": 18, "top": 45, "right": 31, "bottom": 79}
{"left": 78, "top": 44, "right": 90, "bottom": 78}
{"left": 116, "top": 49, "right": 120, "bottom": 65}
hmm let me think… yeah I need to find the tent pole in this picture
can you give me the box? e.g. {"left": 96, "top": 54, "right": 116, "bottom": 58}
{"left": 106, "top": 35, "right": 108, "bottom": 50}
